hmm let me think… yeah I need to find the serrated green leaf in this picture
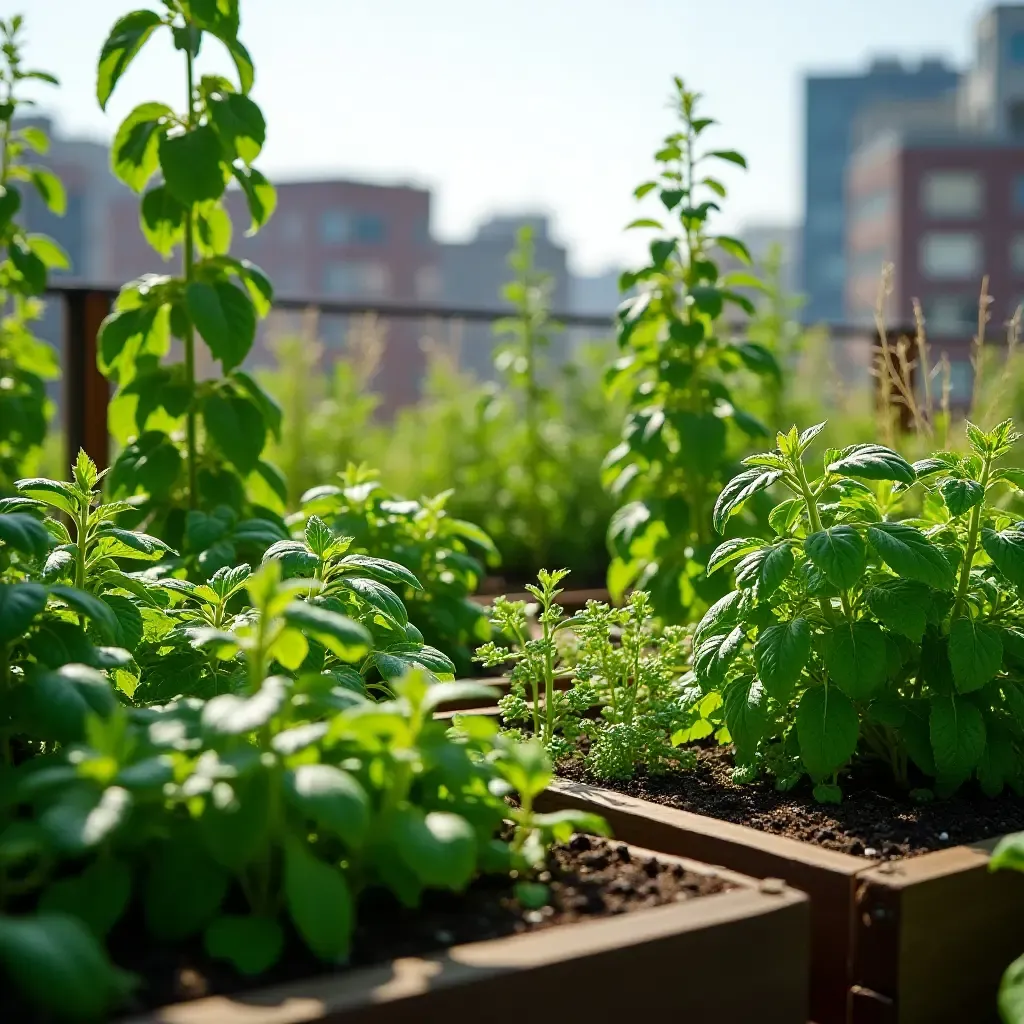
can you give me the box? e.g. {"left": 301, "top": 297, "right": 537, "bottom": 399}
{"left": 867, "top": 523, "right": 956, "bottom": 590}
{"left": 823, "top": 621, "right": 887, "bottom": 700}
{"left": 754, "top": 618, "right": 810, "bottom": 702}
{"left": 796, "top": 685, "right": 859, "bottom": 778}
{"left": 948, "top": 617, "right": 1003, "bottom": 694}
{"left": 804, "top": 525, "right": 866, "bottom": 589}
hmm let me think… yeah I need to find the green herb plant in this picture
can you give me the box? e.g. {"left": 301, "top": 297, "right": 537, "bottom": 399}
{"left": 476, "top": 569, "right": 596, "bottom": 753}
{"left": 0, "top": 655, "right": 606, "bottom": 1021}
{"left": 292, "top": 464, "right": 496, "bottom": 675}
{"left": 96, "top": 0, "right": 283, "bottom": 560}
{"left": 605, "top": 77, "right": 776, "bottom": 621}
{"left": 990, "top": 832, "right": 1024, "bottom": 1023}
{"left": 0, "top": 16, "right": 66, "bottom": 487}
{"left": 697, "top": 419, "right": 1024, "bottom": 802}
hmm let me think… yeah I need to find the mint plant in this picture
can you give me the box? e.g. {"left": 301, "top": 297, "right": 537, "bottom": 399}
{"left": 990, "top": 832, "right": 1024, "bottom": 1023}
{"left": 697, "top": 419, "right": 1024, "bottom": 801}
{"left": 95, "top": 0, "right": 282, "bottom": 555}
{"left": 0, "top": 660, "right": 606, "bottom": 1020}
{"left": 0, "top": 17, "right": 66, "bottom": 487}
{"left": 605, "top": 77, "right": 775, "bottom": 621}
{"left": 294, "top": 464, "right": 496, "bottom": 675}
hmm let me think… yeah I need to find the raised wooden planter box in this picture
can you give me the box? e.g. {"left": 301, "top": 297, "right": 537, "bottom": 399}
{"left": 431, "top": 676, "right": 574, "bottom": 714}
{"left": 538, "top": 778, "right": 1024, "bottom": 1024}
{"left": 120, "top": 847, "right": 809, "bottom": 1024}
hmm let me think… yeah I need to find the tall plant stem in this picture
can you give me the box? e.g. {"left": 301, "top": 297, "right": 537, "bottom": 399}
{"left": 794, "top": 460, "right": 837, "bottom": 626}
{"left": 953, "top": 454, "right": 992, "bottom": 619}
{"left": 182, "top": 38, "right": 198, "bottom": 507}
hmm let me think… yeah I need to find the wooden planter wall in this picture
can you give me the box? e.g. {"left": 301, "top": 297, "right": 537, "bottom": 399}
{"left": 537, "top": 779, "right": 1024, "bottom": 1024}
{"left": 120, "top": 848, "right": 810, "bottom": 1024}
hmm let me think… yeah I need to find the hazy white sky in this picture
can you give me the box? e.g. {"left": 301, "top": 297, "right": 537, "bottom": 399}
{"left": 24, "top": 0, "right": 985, "bottom": 274}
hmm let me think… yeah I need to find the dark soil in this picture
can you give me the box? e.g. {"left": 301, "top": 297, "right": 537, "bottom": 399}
{"left": 559, "top": 745, "right": 1024, "bottom": 860}
{"left": 100, "top": 837, "right": 728, "bottom": 1017}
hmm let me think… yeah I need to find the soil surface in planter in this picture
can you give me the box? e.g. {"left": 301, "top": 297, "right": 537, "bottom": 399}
{"left": 559, "top": 745, "right": 1024, "bottom": 860}
{"left": 77, "top": 837, "right": 729, "bottom": 1019}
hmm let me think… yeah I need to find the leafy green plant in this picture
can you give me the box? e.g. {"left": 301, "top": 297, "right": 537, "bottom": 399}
{"left": 990, "top": 832, "right": 1024, "bottom": 1023}
{"left": 475, "top": 569, "right": 595, "bottom": 751}
{"left": 697, "top": 418, "right": 1024, "bottom": 801}
{"left": 572, "top": 592, "right": 694, "bottom": 779}
{"left": 0, "top": 16, "right": 66, "bottom": 488}
{"left": 605, "top": 77, "right": 775, "bottom": 622}
{"left": 0, "top": 653, "right": 606, "bottom": 1020}
{"left": 292, "top": 464, "right": 495, "bottom": 675}
{"left": 95, "top": 0, "right": 283, "bottom": 555}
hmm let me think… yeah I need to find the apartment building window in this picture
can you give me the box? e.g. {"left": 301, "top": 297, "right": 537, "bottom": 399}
{"left": 921, "top": 171, "right": 982, "bottom": 218}
{"left": 281, "top": 212, "right": 304, "bottom": 242}
{"left": 320, "top": 209, "right": 351, "bottom": 244}
{"left": 920, "top": 231, "right": 981, "bottom": 279}
{"left": 351, "top": 214, "right": 386, "bottom": 244}
{"left": 1011, "top": 30, "right": 1024, "bottom": 64}
{"left": 920, "top": 295, "right": 976, "bottom": 337}
{"left": 322, "top": 260, "right": 390, "bottom": 298}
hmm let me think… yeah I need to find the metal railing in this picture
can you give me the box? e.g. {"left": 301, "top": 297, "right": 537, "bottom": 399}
{"left": 49, "top": 283, "right": 909, "bottom": 473}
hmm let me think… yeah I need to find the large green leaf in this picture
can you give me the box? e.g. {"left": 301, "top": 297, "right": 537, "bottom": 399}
{"left": 232, "top": 164, "right": 276, "bottom": 233}
{"left": 804, "top": 526, "right": 866, "bottom": 589}
{"left": 369, "top": 643, "right": 457, "bottom": 682}
{"left": 694, "top": 626, "right": 744, "bottom": 688}
{"left": 19, "top": 664, "right": 117, "bottom": 744}
{"left": 187, "top": 280, "right": 256, "bottom": 370}
{"left": 827, "top": 444, "right": 915, "bottom": 484}
{"left": 201, "top": 392, "right": 264, "bottom": 473}
{"left": 392, "top": 808, "right": 477, "bottom": 890}
{"left": 158, "top": 125, "right": 226, "bottom": 205}
{"left": 706, "top": 537, "right": 763, "bottom": 577}
{"left": 982, "top": 528, "right": 1024, "bottom": 588}
{"left": 0, "top": 514, "right": 52, "bottom": 559}
{"left": 712, "top": 468, "right": 783, "bottom": 533}
{"left": 337, "top": 553, "right": 422, "bottom": 590}
{"left": 282, "top": 603, "right": 371, "bottom": 661}
{"left": 929, "top": 691, "right": 986, "bottom": 785}
{"left": 0, "top": 582, "right": 46, "bottom": 644}
{"left": 140, "top": 184, "right": 186, "bottom": 255}
{"left": 14, "top": 477, "right": 78, "bottom": 516}
{"left": 111, "top": 101, "right": 171, "bottom": 190}
{"left": 940, "top": 477, "right": 984, "bottom": 518}
{"left": 49, "top": 586, "right": 120, "bottom": 645}
{"left": 694, "top": 590, "right": 744, "bottom": 649}
{"left": 39, "top": 857, "right": 132, "bottom": 939}
{"left": 865, "top": 579, "right": 932, "bottom": 640}
{"left": 339, "top": 576, "right": 408, "bottom": 627}
{"left": 284, "top": 764, "right": 370, "bottom": 847}
{"left": 97, "top": 9, "right": 164, "bottom": 109}
{"left": 208, "top": 92, "right": 265, "bottom": 163}
{"left": 202, "top": 677, "right": 288, "bottom": 735}
{"left": 866, "top": 523, "right": 956, "bottom": 590}
{"left": 723, "top": 676, "right": 768, "bottom": 765}
{"left": 999, "top": 953, "right": 1024, "bottom": 1024}
{"left": 204, "top": 915, "right": 283, "bottom": 976}
{"left": 284, "top": 838, "right": 353, "bottom": 961}
{"left": 948, "top": 617, "right": 1003, "bottom": 694}
{"left": 734, "top": 543, "right": 794, "bottom": 598}
{"left": 823, "top": 621, "right": 887, "bottom": 700}
{"left": 39, "top": 785, "right": 131, "bottom": 854}
{"left": 0, "top": 913, "right": 129, "bottom": 1022}
{"left": 795, "top": 685, "right": 859, "bottom": 778}
{"left": 754, "top": 618, "right": 810, "bottom": 702}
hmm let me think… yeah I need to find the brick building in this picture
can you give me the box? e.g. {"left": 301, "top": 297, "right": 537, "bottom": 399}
{"left": 106, "top": 178, "right": 440, "bottom": 411}
{"left": 846, "top": 132, "right": 1024, "bottom": 402}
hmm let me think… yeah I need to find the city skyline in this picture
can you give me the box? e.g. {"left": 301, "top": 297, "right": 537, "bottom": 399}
{"left": 24, "top": 0, "right": 986, "bottom": 276}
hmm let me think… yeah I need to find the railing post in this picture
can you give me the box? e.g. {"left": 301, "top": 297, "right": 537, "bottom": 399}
{"left": 63, "top": 289, "right": 111, "bottom": 470}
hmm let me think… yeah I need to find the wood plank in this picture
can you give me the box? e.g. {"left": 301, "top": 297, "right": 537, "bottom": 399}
{"left": 538, "top": 777, "right": 867, "bottom": 1024}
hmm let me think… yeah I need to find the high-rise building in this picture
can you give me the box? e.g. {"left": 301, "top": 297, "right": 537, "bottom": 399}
{"left": 960, "top": 4, "right": 1024, "bottom": 137}
{"left": 802, "top": 58, "right": 961, "bottom": 323}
